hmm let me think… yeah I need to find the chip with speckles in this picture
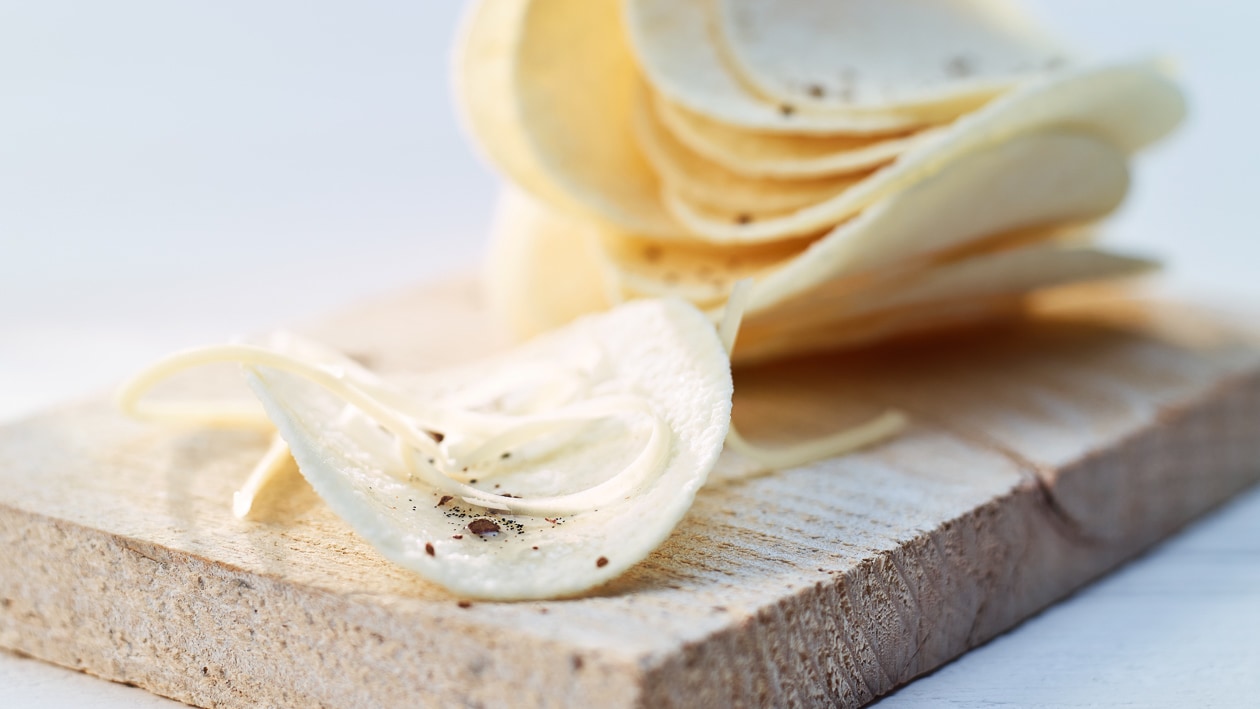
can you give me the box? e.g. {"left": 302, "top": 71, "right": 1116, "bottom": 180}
{"left": 243, "top": 299, "right": 733, "bottom": 600}
{"left": 660, "top": 63, "right": 1186, "bottom": 244}
{"left": 458, "top": 0, "right": 1184, "bottom": 354}
{"left": 713, "top": 0, "right": 1071, "bottom": 113}
{"left": 652, "top": 96, "right": 944, "bottom": 180}
{"left": 488, "top": 129, "right": 1151, "bottom": 362}
{"left": 482, "top": 188, "right": 615, "bottom": 339}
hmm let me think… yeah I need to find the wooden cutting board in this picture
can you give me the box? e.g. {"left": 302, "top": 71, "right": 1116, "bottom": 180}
{"left": 1, "top": 278, "right": 1258, "bottom": 708}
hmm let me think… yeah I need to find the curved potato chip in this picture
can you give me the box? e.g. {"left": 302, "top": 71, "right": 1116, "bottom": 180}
{"left": 238, "top": 299, "right": 734, "bottom": 600}
{"left": 714, "top": 0, "right": 1071, "bottom": 112}
{"left": 655, "top": 96, "right": 946, "bottom": 179}
{"left": 736, "top": 245, "right": 1155, "bottom": 362}
{"left": 668, "top": 61, "right": 1184, "bottom": 243}
{"left": 760, "top": 245, "right": 1152, "bottom": 326}
{"left": 748, "top": 130, "right": 1132, "bottom": 310}
{"left": 637, "top": 144, "right": 1126, "bottom": 354}
{"left": 613, "top": 225, "right": 1083, "bottom": 313}
{"left": 454, "top": 0, "right": 580, "bottom": 217}
{"left": 601, "top": 230, "right": 816, "bottom": 305}
{"left": 508, "top": 129, "right": 1128, "bottom": 341}
{"left": 605, "top": 130, "right": 1128, "bottom": 308}
{"left": 483, "top": 188, "right": 813, "bottom": 320}
{"left": 484, "top": 188, "right": 617, "bottom": 339}
{"left": 862, "top": 245, "right": 1154, "bottom": 315}
{"left": 459, "top": 0, "right": 681, "bottom": 237}
{"left": 631, "top": 88, "right": 864, "bottom": 216}
{"left": 482, "top": 195, "right": 808, "bottom": 311}
{"left": 623, "top": 0, "right": 939, "bottom": 135}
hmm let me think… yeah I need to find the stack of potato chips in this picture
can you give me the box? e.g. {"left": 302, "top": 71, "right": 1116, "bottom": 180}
{"left": 458, "top": 0, "right": 1185, "bottom": 362}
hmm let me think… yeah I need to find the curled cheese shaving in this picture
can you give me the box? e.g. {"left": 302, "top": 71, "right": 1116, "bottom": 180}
{"left": 397, "top": 397, "right": 672, "bottom": 516}
{"left": 718, "top": 279, "right": 755, "bottom": 355}
{"left": 233, "top": 434, "right": 297, "bottom": 519}
{"left": 116, "top": 343, "right": 673, "bottom": 519}
{"left": 724, "top": 410, "right": 908, "bottom": 471}
{"left": 718, "top": 280, "right": 908, "bottom": 471}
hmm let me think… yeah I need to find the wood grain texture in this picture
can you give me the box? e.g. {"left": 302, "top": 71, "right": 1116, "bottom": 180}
{"left": 874, "top": 484, "right": 1260, "bottom": 708}
{"left": 0, "top": 278, "right": 1258, "bottom": 708}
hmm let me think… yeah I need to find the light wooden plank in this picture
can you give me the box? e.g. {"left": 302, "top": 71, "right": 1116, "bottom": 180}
{"left": 0, "top": 278, "right": 1257, "bottom": 708}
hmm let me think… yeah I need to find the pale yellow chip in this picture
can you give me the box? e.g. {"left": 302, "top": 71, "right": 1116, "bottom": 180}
{"left": 486, "top": 185, "right": 814, "bottom": 312}
{"left": 493, "top": 130, "right": 1133, "bottom": 362}
{"left": 623, "top": 0, "right": 943, "bottom": 135}
{"left": 613, "top": 129, "right": 1130, "bottom": 300}
{"left": 735, "top": 244, "right": 1156, "bottom": 363}
{"left": 454, "top": 0, "right": 578, "bottom": 217}
{"left": 747, "top": 130, "right": 1132, "bottom": 311}
{"left": 655, "top": 96, "right": 947, "bottom": 179}
{"left": 600, "top": 229, "right": 818, "bottom": 306}
{"left": 460, "top": 0, "right": 1183, "bottom": 366}
{"left": 714, "top": 0, "right": 1072, "bottom": 112}
{"left": 483, "top": 188, "right": 617, "bottom": 339}
{"left": 457, "top": 0, "right": 681, "bottom": 237}
{"left": 666, "top": 61, "right": 1185, "bottom": 243}
{"left": 121, "top": 301, "right": 737, "bottom": 600}
{"left": 245, "top": 299, "right": 734, "bottom": 600}
{"left": 631, "top": 87, "right": 865, "bottom": 217}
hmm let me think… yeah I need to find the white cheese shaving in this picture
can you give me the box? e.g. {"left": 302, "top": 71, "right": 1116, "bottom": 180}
{"left": 718, "top": 280, "right": 908, "bottom": 473}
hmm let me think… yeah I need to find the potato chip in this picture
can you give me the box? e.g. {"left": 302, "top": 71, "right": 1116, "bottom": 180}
{"left": 487, "top": 128, "right": 1129, "bottom": 363}
{"left": 735, "top": 245, "right": 1155, "bottom": 362}
{"left": 255, "top": 303, "right": 732, "bottom": 600}
{"left": 483, "top": 188, "right": 616, "bottom": 339}
{"left": 493, "top": 128, "right": 1128, "bottom": 332}
{"left": 121, "top": 300, "right": 735, "bottom": 600}
{"left": 454, "top": 0, "right": 578, "bottom": 217}
{"left": 623, "top": 0, "right": 940, "bottom": 135}
{"left": 655, "top": 96, "right": 946, "bottom": 179}
{"left": 714, "top": 0, "right": 1072, "bottom": 112}
{"left": 547, "top": 129, "right": 1130, "bottom": 357}
{"left": 631, "top": 88, "right": 865, "bottom": 216}
{"left": 600, "top": 228, "right": 818, "bottom": 305}
{"left": 458, "top": 0, "right": 680, "bottom": 237}
{"left": 746, "top": 130, "right": 1131, "bottom": 308}
{"left": 758, "top": 244, "right": 1152, "bottom": 325}
{"left": 667, "top": 61, "right": 1184, "bottom": 242}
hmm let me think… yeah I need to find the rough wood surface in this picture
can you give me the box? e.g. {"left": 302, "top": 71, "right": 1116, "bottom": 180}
{"left": 1, "top": 279, "right": 1258, "bottom": 708}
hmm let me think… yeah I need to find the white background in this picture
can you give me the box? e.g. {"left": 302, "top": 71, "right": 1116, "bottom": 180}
{"left": 1, "top": 1, "right": 1257, "bottom": 706}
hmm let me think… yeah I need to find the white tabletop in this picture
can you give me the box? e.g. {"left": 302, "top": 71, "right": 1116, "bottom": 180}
{"left": 1, "top": 1, "right": 1257, "bottom": 706}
